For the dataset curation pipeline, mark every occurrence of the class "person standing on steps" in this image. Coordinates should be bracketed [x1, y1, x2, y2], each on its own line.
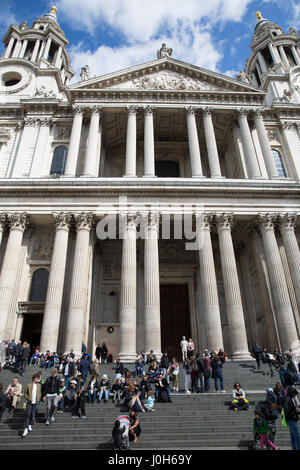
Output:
[251, 343, 263, 370]
[22, 373, 41, 437]
[211, 354, 225, 393]
[42, 368, 60, 425]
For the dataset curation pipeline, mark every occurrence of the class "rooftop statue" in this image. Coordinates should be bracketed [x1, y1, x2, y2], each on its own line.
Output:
[157, 43, 173, 59]
[255, 10, 263, 22]
[51, 5, 57, 16]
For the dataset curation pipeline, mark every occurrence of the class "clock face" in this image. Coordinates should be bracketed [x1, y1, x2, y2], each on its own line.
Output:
[0, 64, 32, 94]
[294, 74, 300, 90]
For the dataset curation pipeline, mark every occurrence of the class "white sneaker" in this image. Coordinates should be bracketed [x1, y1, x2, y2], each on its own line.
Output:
[22, 428, 28, 437]
[28, 425, 32, 432]
[185, 390, 191, 394]
[51, 416, 55, 422]
[221, 390, 226, 393]
[176, 388, 179, 392]
[45, 420, 50, 425]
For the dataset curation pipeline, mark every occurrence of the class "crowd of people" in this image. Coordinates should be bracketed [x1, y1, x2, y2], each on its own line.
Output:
[0, 338, 300, 450]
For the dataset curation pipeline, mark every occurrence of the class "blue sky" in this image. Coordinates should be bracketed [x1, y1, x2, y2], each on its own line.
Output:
[1, 0, 299, 82]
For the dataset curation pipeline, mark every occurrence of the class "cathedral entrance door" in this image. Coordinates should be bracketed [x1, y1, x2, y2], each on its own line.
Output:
[21, 313, 43, 351]
[160, 284, 191, 361]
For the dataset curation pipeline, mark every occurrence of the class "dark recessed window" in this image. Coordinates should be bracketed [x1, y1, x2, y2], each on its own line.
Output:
[50, 146, 68, 175]
[29, 268, 49, 302]
[2, 72, 22, 87]
[155, 160, 180, 177]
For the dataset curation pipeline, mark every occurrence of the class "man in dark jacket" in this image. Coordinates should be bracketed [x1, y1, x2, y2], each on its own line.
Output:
[283, 387, 300, 450]
[159, 352, 170, 382]
[62, 357, 75, 390]
[195, 354, 205, 393]
[251, 343, 263, 370]
[78, 357, 91, 385]
[42, 368, 60, 425]
[14, 341, 23, 370]
[112, 358, 124, 379]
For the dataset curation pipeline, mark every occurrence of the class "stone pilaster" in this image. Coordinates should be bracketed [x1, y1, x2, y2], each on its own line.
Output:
[125, 106, 138, 177]
[278, 213, 300, 313]
[0, 213, 29, 340]
[257, 213, 300, 352]
[64, 212, 94, 357]
[118, 213, 138, 361]
[144, 212, 161, 357]
[82, 106, 103, 177]
[40, 212, 72, 353]
[198, 213, 223, 351]
[216, 213, 251, 359]
[186, 107, 203, 177]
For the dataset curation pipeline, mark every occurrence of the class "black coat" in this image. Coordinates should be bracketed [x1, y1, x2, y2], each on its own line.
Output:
[63, 362, 75, 377]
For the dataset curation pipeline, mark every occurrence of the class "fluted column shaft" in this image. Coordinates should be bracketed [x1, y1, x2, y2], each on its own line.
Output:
[64, 106, 84, 177]
[40, 213, 72, 353]
[198, 213, 223, 351]
[253, 110, 279, 179]
[278, 213, 300, 313]
[125, 106, 138, 177]
[202, 109, 222, 178]
[83, 107, 102, 177]
[144, 107, 155, 177]
[64, 213, 94, 357]
[216, 213, 251, 359]
[237, 110, 262, 179]
[258, 214, 299, 352]
[118, 215, 137, 361]
[0, 213, 28, 340]
[144, 213, 161, 357]
[186, 107, 203, 177]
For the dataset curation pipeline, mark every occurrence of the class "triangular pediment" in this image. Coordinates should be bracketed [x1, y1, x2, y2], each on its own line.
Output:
[71, 57, 264, 95]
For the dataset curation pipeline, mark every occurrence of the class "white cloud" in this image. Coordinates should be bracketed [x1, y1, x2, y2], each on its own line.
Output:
[56, 0, 255, 81]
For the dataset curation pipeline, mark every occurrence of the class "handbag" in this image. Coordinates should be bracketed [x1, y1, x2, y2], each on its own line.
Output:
[281, 408, 287, 427]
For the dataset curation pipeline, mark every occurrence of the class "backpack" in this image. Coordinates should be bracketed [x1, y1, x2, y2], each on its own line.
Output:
[191, 360, 198, 372]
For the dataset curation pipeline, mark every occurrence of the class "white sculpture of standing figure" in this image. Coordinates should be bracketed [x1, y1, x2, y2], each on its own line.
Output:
[180, 336, 188, 362]
[157, 43, 173, 59]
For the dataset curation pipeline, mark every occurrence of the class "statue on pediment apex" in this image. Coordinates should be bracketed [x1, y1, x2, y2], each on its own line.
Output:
[157, 43, 173, 59]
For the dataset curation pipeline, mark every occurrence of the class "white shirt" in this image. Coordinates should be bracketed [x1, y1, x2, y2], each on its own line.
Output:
[32, 383, 37, 404]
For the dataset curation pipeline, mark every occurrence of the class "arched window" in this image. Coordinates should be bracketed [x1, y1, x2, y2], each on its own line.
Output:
[50, 145, 67, 175]
[155, 160, 180, 177]
[29, 268, 49, 302]
[272, 149, 286, 177]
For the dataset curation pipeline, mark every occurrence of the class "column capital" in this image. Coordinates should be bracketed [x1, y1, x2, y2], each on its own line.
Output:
[277, 212, 297, 230]
[185, 106, 198, 115]
[52, 212, 73, 231]
[236, 107, 252, 118]
[215, 212, 234, 231]
[201, 106, 214, 116]
[72, 104, 86, 115]
[89, 105, 103, 117]
[143, 105, 156, 115]
[127, 105, 139, 115]
[196, 212, 214, 230]
[148, 211, 161, 229]
[256, 213, 276, 230]
[7, 212, 30, 232]
[73, 212, 95, 231]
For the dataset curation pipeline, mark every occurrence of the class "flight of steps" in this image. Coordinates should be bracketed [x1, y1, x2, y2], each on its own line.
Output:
[0, 360, 292, 450]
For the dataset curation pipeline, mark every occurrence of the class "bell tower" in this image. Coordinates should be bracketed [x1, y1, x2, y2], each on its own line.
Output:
[0, 6, 74, 100]
[245, 11, 300, 105]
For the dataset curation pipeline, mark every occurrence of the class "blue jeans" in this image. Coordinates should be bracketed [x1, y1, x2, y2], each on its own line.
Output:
[57, 396, 64, 410]
[287, 420, 300, 450]
[98, 389, 109, 401]
[213, 373, 224, 392]
[135, 365, 143, 376]
[88, 390, 97, 402]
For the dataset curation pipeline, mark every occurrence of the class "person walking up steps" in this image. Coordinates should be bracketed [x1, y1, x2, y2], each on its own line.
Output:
[253, 411, 278, 450]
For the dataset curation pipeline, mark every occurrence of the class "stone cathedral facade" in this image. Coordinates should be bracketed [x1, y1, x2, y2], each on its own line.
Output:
[0, 7, 299, 361]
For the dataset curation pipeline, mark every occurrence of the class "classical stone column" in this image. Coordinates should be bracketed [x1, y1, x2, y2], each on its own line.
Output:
[237, 109, 262, 179]
[43, 37, 52, 60]
[4, 37, 15, 59]
[198, 213, 223, 351]
[202, 108, 223, 178]
[39, 213, 72, 353]
[144, 106, 156, 177]
[125, 106, 138, 177]
[31, 39, 41, 63]
[0, 213, 29, 340]
[278, 213, 300, 313]
[216, 213, 251, 359]
[64, 213, 94, 357]
[253, 109, 279, 179]
[82, 106, 103, 177]
[118, 214, 137, 361]
[257, 213, 300, 352]
[64, 105, 84, 177]
[144, 212, 161, 357]
[186, 107, 203, 177]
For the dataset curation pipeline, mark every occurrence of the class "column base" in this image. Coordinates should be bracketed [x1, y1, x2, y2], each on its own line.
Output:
[118, 352, 138, 363]
[142, 175, 157, 178]
[229, 351, 254, 361]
